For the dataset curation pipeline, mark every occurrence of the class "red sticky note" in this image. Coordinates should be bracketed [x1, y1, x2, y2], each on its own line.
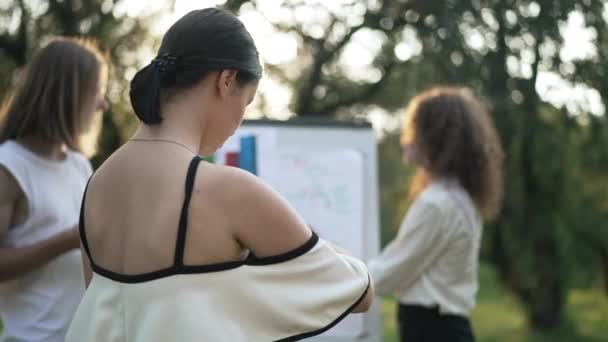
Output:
[226, 151, 239, 167]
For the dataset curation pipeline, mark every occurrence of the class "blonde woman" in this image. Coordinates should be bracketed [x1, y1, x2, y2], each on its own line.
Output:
[369, 87, 503, 342]
[0, 37, 107, 342]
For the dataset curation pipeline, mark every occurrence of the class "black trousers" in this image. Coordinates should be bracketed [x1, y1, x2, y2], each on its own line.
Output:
[398, 304, 475, 342]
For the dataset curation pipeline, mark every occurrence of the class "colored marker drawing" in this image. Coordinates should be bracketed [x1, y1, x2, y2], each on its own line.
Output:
[277, 153, 358, 214]
[264, 149, 365, 260]
[263, 148, 367, 338]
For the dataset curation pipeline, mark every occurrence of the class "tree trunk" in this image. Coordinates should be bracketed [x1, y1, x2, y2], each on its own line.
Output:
[528, 229, 563, 329]
[516, 19, 564, 330]
[600, 246, 608, 296]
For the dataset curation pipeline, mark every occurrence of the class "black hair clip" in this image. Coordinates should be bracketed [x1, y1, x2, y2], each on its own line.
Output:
[152, 53, 178, 73]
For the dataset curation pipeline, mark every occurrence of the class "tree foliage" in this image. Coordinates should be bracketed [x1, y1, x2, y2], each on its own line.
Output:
[1, 0, 607, 332]
[225, 0, 608, 330]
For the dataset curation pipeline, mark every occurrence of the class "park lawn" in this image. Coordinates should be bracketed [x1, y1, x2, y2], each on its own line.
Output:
[381, 262, 608, 342]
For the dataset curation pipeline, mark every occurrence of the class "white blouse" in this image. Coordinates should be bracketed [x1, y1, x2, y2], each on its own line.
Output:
[66, 234, 370, 342]
[368, 179, 482, 316]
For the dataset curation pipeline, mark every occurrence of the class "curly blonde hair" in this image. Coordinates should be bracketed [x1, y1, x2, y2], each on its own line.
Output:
[403, 87, 504, 219]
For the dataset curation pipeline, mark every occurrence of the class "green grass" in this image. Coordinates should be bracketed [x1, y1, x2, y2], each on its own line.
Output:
[381, 262, 608, 341]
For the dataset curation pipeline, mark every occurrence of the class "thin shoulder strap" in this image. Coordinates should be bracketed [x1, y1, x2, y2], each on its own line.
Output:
[174, 156, 203, 266]
[79, 176, 94, 264]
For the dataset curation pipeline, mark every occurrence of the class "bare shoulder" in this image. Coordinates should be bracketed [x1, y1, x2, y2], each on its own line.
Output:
[194, 161, 252, 196]
[197, 162, 278, 202]
[195, 162, 285, 216]
[196, 162, 292, 215]
[196, 162, 312, 257]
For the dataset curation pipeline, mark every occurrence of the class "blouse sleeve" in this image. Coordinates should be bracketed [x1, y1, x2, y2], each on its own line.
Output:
[237, 233, 371, 341]
[368, 198, 452, 296]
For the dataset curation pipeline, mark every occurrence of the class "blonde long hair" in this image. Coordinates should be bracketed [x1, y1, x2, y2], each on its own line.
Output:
[0, 37, 108, 155]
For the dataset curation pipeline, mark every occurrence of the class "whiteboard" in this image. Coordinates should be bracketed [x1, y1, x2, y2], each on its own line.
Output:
[265, 149, 366, 337]
[214, 118, 381, 342]
[264, 149, 365, 258]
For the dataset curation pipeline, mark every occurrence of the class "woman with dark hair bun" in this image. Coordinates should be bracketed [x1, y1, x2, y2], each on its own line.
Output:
[67, 8, 373, 342]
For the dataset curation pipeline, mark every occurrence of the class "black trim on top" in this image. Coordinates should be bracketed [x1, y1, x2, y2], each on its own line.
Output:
[174, 156, 203, 266]
[242, 117, 372, 129]
[274, 274, 372, 342]
[91, 260, 246, 284]
[246, 232, 319, 265]
[91, 231, 320, 284]
[79, 176, 93, 261]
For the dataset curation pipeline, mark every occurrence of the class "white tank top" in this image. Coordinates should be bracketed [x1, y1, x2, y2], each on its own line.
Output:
[0, 140, 92, 342]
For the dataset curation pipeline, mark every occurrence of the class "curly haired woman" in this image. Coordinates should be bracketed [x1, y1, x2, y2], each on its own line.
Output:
[369, 87, 504, 342]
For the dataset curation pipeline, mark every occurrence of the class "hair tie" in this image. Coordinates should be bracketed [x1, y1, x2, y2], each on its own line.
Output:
[152, 53, 178, 73]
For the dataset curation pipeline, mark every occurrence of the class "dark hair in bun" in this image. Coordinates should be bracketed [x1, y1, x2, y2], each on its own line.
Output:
[129, 8, 262, 124]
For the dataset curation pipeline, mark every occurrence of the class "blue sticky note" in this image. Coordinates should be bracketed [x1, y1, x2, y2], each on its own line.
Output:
[239, 135, 257, 175]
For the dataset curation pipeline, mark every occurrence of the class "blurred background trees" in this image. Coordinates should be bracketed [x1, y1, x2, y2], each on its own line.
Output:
[1, 0, 607, 339]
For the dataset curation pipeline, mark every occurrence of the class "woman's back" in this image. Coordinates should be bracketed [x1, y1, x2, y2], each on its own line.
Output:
[70, 144, 372, 342]
[82, 143, 244, 276]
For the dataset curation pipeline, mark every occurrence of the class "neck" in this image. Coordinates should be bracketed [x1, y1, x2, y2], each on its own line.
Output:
[425, 169, 456, 185]
[132, 100, 214, 156]
[17, 135, 67, 160]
